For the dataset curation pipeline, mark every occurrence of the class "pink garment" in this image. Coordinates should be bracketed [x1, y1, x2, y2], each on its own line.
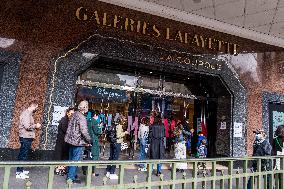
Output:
[150, 116, 154, 125]
[170, 120, 176, 138]
[133, 117, 139, 142]
[163, 119, 169, 138]
[127, 116, 133, 133]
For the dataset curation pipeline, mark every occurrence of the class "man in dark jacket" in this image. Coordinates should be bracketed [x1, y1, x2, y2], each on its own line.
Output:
[65, 100, 92, 184]
[247, 129, 272, 189]
[149, 112, 165, 176]
[53, 107, 75, 175]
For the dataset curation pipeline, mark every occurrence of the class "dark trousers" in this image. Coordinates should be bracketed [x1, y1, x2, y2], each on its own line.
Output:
[106, 143, 121, 174]
[17, 137, 33, 172]
[247, 174, 273, 189]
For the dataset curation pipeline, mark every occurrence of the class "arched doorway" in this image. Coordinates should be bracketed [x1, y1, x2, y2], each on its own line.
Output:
[42, 34, 247, 157]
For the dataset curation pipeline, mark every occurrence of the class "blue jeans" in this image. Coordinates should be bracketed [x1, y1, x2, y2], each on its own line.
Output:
[67, 146, 83, 180]
[17, 137, 33, 172]
[106, 143, 121, 174]
[152, 164, 162, 173]
[139, 142, 146, 168]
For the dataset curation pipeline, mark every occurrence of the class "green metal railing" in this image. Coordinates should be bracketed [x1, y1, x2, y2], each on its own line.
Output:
[1, 156, 284, 189]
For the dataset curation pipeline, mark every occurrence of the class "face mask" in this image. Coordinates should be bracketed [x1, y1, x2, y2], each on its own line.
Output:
[255, 134, 262, 140]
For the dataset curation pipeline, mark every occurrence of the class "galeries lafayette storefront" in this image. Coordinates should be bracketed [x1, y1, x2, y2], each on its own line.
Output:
[1, 0, 284, 160]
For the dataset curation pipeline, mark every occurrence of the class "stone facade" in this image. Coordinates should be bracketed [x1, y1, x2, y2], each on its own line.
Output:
[0, 0, 283, 158]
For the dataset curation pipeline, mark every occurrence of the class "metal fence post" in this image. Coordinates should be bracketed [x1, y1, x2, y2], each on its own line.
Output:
[236, 169, 240, 189]
[25, 180, 32, 189]
[211, 161, 216, 189]
[3, 166, 11, 189]
[86, 165, 92, 188]
[256, 159, 261, 189]
[146, 163, 152, 189]
[182, 172, 187, 189]
[159, 174, 164, 189]
[192, 162, 197, 189]
[281, 157, 284, 189]
[170, 162, 176, 189]
[228, 161, 233, 189]
[48, 165, 55, 189]
[67, 179, 73, 189]
[243, 160, 248, 189]
[220, 170, 225, 189]
[119, 164, 125, 188]
[269, 165, 274, 189]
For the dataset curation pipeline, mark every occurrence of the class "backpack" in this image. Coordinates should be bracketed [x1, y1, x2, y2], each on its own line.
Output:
[106, 125, 117, 143]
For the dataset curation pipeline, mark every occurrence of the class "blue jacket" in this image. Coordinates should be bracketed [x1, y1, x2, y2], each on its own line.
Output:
[197, 135, 207, 148]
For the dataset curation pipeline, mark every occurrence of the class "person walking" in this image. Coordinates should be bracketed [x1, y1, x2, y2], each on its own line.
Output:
[149, 112, 166, 176]
[16, 103, 41, 179]
[65, 100, 92, 184]
[53, 107, 75, 175]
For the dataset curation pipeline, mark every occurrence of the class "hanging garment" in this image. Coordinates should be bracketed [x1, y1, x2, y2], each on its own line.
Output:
[133, 117, 139, 142]
[114, 113, 120, 123]
[127, 116, 133, 133]
[161, 99, 165, 116]
[163, 119, 169, 138]
[107, 114, 112, 126]
[99, 113, 106, 125]
[170, 120, 176, 138]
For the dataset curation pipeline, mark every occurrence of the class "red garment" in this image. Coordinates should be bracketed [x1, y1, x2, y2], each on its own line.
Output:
[163, 119, 169, 138]
[201, 120, 208, 137]
[170, 120, 176, 138]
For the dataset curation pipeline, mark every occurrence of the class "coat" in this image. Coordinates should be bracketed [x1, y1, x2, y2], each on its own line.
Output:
[53, 116, 69, 160]
[19, 109, 37, 139]
[252, 139, 272, 171]
[65, 111, 92, 146]
[87, 118, 102, 160]
[149, 124, 165, 159]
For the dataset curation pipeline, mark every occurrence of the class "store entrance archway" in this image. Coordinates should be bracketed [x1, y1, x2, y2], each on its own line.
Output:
[75, 56, 232, 158]
[43, 34, 247, 157]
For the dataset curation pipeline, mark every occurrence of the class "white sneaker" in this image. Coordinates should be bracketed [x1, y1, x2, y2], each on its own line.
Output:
[109, 174, 118, 180]
[105, 172, 110, 178]
[23, 170, 29, 175]
[140, 167, 147, 172]
[16, 172, 29, 179]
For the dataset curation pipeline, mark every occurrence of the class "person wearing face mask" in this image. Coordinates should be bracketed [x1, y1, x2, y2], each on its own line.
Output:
[247, 129, 272, 189]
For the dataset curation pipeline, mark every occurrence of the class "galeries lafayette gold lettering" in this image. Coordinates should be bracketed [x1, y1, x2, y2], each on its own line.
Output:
[75, 7, 240, 55]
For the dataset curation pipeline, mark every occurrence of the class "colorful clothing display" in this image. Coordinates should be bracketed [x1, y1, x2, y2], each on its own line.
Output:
[127, 116, 133, 133]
